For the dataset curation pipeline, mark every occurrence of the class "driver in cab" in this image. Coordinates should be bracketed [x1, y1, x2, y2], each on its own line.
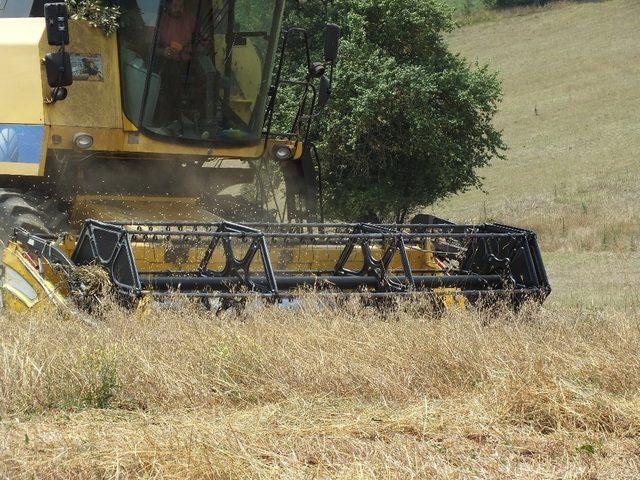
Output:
[156, 0, 197, 126]
[159, 0, 196, 62]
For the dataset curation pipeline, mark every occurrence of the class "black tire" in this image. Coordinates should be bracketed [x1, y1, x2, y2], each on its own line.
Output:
[0, 189, 69, 248]
[0, 128, 19, 163]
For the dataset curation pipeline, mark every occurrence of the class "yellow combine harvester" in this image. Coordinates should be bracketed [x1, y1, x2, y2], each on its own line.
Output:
[0, 1, 550, 311]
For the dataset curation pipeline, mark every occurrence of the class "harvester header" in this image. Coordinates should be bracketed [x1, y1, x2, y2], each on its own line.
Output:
[3, 217, 550, 311]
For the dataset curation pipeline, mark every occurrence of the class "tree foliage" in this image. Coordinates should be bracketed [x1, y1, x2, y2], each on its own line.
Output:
[65, 0, 121, 35]
[281, 0, 505, 222]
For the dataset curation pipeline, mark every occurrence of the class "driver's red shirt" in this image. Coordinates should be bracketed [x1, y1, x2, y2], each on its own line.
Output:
[159, 12, 196, 57]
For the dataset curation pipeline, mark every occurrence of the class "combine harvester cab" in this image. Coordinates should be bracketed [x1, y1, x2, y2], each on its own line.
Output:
[2, 217, 550, 311]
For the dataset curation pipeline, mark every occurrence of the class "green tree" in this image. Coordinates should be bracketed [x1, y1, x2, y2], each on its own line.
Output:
[281, 0, 505, 222]
[65, 0, 121, 35]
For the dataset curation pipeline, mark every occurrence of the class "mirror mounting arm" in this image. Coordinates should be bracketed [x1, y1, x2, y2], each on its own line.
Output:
[43, 2, 73, 104]
[263, 23, 340, 149]
[263, 27, 313, 147]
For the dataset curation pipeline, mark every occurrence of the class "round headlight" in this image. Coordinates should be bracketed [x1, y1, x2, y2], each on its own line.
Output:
[73, 133, 94, 150]
[274, 145, 292, 161]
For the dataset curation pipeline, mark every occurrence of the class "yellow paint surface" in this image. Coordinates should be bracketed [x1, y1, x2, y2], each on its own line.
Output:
[1, 242, 67, 311]
[0, 18, 46, 124]
[47, 125, 269, 158]
[70, 195, 221, 226]
[43, 21, 123, 129]
[0, 162, 40, 176]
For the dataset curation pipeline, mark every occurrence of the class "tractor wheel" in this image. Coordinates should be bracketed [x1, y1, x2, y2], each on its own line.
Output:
[0, 189, 69, 249]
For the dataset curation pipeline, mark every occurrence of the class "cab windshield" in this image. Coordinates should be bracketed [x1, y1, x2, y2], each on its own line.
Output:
[118, 0, 284, 145]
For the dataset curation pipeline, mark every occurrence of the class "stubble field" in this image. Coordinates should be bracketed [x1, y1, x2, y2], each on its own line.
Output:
[2, 300, 640, 478]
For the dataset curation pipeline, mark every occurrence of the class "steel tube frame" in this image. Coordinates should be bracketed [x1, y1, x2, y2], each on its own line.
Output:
[17, 219, 549, 306]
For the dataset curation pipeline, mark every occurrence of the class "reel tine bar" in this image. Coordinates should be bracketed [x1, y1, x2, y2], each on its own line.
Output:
[64, 219, 550, 305]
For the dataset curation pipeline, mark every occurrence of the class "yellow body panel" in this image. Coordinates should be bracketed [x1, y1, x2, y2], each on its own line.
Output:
[1, 242, 67, 311]
[47, 125, 268, 158]
[0, 163, 41, 176]
[0, 18, 46, 124]
[69, 195, 221, 227]
[127, 243, 441, 278]
[48, 233, 443, 276]
[42, 22, 123, 130]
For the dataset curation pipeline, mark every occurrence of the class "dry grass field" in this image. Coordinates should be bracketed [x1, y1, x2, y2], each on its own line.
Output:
[2, 300, 640, 479]
[439, 0, 640, 310]
[2, 1, 640, 478]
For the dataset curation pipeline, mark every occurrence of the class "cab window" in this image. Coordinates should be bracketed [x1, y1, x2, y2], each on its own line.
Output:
[119, 0, 285, 146]
[0, 0, 45, 18]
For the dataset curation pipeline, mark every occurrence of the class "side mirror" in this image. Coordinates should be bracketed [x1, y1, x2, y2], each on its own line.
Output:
[324, 24, 340, 63]
[309, 62, 326, 79]
[44, 52, 73, 88]
[317, 75, 331, 109]
[44, 3, 70, 46]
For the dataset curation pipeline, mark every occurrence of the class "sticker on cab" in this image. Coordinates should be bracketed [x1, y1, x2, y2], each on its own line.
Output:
[70, 53, 104, 82]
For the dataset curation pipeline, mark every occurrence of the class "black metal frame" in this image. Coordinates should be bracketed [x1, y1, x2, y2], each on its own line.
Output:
[262, 25, 337, 154]
[48, 219, 550, 306]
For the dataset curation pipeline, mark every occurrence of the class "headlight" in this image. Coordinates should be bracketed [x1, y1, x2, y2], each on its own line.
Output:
[273, 145, 292, 161]
[73, 133, 94, 150]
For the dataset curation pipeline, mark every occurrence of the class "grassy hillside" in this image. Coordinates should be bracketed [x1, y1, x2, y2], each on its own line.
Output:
[438, 0, 640, 309]
[443, 0, 488, 14]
